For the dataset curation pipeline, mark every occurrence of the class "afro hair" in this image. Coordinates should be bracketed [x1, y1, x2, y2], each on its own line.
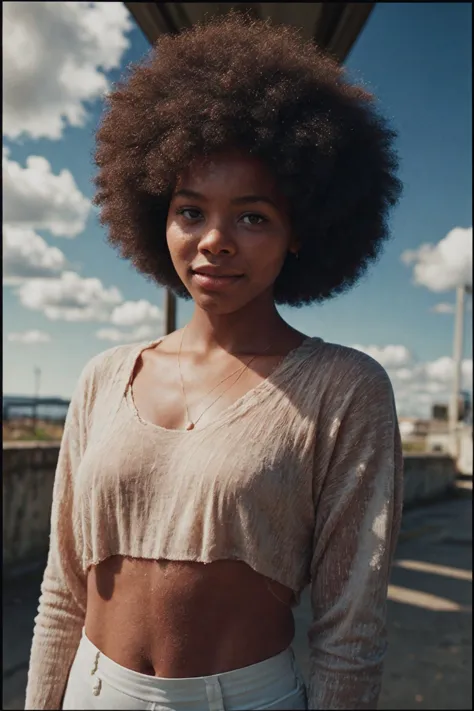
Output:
[93, 12, 403, 306]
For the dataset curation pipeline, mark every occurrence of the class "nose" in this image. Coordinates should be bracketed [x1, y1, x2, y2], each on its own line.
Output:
[198, 225, 236, 257]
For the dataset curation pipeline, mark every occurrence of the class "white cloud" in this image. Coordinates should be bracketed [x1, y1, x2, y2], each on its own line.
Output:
[432, 302, 455, 314]
[424, 357, 454, 384]
[3, 1, 133, 141]
[96, 325, 158, 343]
[394, 367, 414, 382]
[432, 301, 471, 314]
[351, 344, 413, 369]
[8, 329, 51, 344]
[393, 356, 472, 418]
[110, 299, 163, 327]
[423, 356, 473, 387]
[401, 226, 472, 293]
[17, 270, 122, 321]
[3, 152, 90, 237]
[351, 342, 472, 418]
[3, 226, 68, 284]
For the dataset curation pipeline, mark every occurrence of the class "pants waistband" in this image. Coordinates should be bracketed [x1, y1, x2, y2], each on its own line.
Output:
[78, 628, 302, 705]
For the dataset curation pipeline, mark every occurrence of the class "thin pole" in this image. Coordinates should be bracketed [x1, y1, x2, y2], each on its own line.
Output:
[33, 366, 41, 434]
[449, 285, 465, 459]
[164, 287, 177, 335]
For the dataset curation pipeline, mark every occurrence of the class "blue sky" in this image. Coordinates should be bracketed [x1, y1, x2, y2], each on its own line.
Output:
[3, 2, 472, 418]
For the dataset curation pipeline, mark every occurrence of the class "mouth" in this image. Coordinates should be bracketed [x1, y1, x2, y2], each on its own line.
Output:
[191, 270, 244, 291]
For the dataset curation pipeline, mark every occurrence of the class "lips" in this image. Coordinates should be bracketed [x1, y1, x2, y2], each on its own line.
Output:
[191, 271, 244, 291]
[192, 267, 244, 278]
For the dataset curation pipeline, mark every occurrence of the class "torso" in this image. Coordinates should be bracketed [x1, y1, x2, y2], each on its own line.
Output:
[85, 326, 308, 677]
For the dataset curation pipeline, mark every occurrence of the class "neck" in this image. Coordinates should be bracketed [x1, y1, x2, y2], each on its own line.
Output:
[183, 294, 290, 356]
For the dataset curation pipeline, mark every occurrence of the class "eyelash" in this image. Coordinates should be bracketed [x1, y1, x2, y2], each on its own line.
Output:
[175, 208, 268, 226]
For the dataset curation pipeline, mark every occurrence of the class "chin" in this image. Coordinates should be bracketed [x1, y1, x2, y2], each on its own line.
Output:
[194, 295, 243, 315]
[188, 286, 254, 314]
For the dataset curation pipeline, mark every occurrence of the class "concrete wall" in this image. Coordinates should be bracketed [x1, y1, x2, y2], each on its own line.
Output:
[426, 432, 451, 453]
[2, 444, 458, 576]
[403, 453, 456, 507]
[3, 442, 59, 572]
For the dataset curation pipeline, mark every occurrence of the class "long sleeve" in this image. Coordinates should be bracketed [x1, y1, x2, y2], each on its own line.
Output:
[307, 361, 404, 709]
[25, 363, 94, 710]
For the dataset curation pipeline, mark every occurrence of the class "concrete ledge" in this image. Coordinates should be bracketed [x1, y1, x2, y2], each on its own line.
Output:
[3, 441, 62, 449]
[403, 453, 456, 507]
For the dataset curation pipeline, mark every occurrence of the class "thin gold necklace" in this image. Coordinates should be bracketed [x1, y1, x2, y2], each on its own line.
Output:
[177, 324, 273, 431]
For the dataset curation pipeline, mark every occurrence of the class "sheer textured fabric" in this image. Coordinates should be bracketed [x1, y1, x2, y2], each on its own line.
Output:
[25, 336, 403, 710]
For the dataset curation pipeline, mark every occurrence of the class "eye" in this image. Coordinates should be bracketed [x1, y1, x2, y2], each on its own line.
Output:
[241, 213, 267, 226]
[176, 207, 202, 221]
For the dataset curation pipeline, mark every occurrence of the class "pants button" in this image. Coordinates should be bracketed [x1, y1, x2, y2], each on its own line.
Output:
[92, 678, 102, 696]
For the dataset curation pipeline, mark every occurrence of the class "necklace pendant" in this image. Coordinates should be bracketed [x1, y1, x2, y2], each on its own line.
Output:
[186, 421, 195, 431]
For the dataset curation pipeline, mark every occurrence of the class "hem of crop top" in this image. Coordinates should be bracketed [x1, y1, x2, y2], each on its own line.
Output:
[84, 551, 304, 608]
[123, 334, 322, 434]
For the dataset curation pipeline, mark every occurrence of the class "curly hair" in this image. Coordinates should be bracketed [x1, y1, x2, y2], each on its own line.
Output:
[93, 12, 402, 306]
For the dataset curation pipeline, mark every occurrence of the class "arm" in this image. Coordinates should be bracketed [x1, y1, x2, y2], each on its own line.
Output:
[307, 363, 404, 710]
[25, 363, 94, 710]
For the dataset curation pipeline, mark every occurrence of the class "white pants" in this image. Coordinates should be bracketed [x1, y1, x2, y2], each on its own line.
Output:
[62, 629, 308, 710]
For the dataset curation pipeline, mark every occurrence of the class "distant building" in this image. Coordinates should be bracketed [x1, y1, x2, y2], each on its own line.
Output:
[432, 403, 448, 421]
[459, 390, 472, 424]
[399, 417, 430, 439]
[432, 391, 471, 424]
[426, 392, 472, 454]
[398, 394, 472, 470]
[399, 413, 452, 452]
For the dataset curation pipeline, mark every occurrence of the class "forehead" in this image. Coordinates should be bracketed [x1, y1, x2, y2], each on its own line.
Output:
[176, 150, 280, 197]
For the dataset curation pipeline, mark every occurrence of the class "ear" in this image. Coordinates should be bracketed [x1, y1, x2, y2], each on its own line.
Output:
[288, 239, 301, 255]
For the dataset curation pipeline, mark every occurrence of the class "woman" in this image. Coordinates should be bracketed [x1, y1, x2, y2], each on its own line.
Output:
[26, 13, 404, 711]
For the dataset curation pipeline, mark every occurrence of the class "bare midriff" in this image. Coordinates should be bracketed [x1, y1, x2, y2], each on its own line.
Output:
[85, 556, 296, 678]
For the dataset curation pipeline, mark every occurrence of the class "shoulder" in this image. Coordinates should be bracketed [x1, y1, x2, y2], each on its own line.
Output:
[74, 339, 161, 403]
[82, 341, 145, 380]
[306, 338, 395, 405]
[305, 342, 399, 452]
[320, 340, 391, 384]
[87, 341, 147, 375]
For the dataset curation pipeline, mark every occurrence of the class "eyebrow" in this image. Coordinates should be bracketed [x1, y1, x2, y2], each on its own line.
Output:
[173, 189, 278, 210]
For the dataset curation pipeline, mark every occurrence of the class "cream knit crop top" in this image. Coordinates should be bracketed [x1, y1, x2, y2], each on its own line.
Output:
[25, 336, 403, 710]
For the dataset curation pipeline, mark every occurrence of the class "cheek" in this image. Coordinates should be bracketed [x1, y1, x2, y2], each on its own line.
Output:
[247, 238, 288, 280]
[166, 225, 193, 266]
